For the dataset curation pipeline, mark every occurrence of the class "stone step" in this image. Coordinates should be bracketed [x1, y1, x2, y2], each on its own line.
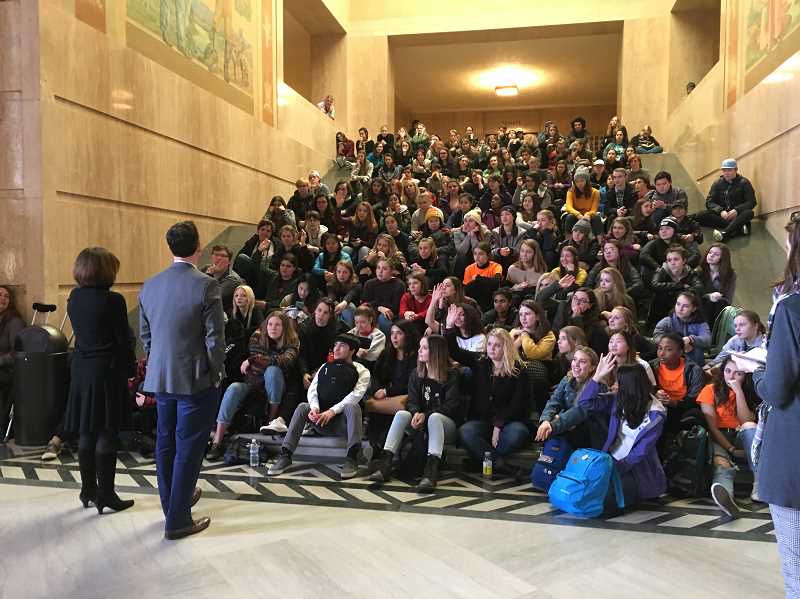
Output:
[231, 432, 542, 469]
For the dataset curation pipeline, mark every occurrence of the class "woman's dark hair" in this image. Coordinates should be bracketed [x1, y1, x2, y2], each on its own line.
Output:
[713, 357, 760, 412]
[257, 219, 272, 231]
[571, 287, 601, 326]
[376, 320, 420, 384]
[279, 252, 298, 270]
[270, 195, 287, 208]
[459, 303, 483, 338]
[699, 243, 736, 294]
[293, 274, 321, 310]
[314, 194, 336, 227]
[519, 299, 551, 341]
[600, 239, 631, 273]
[0, 285, 21, 322]
[320, 233, 343, 270]
[610, 329, 638, 364]
[166, 220, 199, 257]
[615, 364, 653, 429]
[675, 291, 705, 323]
[73, 247, 120, 288]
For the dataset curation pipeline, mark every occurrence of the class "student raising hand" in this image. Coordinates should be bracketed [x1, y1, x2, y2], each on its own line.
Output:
[592, 353, 617, 383]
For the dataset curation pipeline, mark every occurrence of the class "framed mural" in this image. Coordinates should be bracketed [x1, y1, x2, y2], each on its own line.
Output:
[725, 0, 800, 107]
[126, 0, 257, 114]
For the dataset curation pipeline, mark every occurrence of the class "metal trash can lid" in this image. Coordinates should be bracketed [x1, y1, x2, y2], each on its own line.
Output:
[15, 325, 69, 354]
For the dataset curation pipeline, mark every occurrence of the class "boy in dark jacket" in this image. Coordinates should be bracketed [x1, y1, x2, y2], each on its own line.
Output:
[694, 158, 757, 242]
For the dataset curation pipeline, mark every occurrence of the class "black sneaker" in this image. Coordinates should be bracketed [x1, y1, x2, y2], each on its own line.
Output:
[711, 483, 740, 518]
[206, 443, 224, 462]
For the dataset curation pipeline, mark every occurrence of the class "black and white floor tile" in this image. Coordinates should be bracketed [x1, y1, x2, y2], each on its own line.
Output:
[0, 447, 774, 544]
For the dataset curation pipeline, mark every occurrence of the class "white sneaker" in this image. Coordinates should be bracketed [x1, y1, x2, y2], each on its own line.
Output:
[750, 481, 762, 503]
[259, 417, 287, 434]
[741, 223, 750, 236]
[712, 229, 724, 242]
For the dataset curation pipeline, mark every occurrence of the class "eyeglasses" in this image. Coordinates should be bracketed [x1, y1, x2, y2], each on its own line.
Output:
[573, 298, 590, 305]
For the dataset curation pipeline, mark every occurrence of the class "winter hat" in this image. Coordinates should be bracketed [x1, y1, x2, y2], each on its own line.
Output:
[572, 219, 592, 234]
[659, 217, 679, 233]
[573, 168, 591, 183]
[463, 209, 483, 226]
[500, 205, 516, 217]
[670, 197, 688, 211]
[425, 207, 444, 222]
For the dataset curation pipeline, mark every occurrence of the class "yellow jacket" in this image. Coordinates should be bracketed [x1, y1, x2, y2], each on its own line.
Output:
[515, 329, 556, 361]
[565, 187, 600, 217]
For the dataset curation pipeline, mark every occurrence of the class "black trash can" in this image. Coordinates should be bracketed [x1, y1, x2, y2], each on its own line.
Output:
[12, 325, 70, 446]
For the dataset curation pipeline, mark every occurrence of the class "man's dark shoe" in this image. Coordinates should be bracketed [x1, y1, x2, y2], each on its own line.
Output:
[165, 517, 211, 540]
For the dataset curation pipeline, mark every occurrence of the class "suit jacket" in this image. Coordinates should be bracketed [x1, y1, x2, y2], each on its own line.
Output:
[139, 261, 226, 395]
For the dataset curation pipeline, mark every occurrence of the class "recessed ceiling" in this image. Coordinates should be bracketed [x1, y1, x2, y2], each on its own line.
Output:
[391, 23, 622, 113]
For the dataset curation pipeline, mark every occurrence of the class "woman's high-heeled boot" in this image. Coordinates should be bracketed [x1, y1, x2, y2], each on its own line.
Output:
[78, 449, 97, 508]
[95, 452, 134, 514]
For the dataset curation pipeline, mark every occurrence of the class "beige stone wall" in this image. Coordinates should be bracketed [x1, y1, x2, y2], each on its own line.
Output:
[0, 0, 44, 313]
[283, 9, 313, 102]
[6, 1, 339, 324]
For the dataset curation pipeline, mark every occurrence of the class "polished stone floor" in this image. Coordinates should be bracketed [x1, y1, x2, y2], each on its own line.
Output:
[0, 446, 787, 598]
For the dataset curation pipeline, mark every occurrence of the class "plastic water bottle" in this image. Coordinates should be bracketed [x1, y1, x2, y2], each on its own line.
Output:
[249, 438, 260, 468]
[482, 451, 493, 478]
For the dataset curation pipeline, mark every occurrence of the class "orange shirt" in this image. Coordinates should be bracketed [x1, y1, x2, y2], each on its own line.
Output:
[696, 384, 740, 429]
[463, 261, 502, 286]
[658, 359, 687, 404]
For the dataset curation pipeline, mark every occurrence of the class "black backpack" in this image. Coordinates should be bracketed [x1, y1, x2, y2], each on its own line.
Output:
[662, 415, 711, 497]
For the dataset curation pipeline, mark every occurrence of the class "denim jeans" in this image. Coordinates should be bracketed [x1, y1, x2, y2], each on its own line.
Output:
[340, 304, 356, 328]
[711, 424, 757, 495]
[383, 410, 456, 458]
[216, 382, 252, 425]
[457, 420, 530, 462]
[263, 365, 285, 406]
[377, 313, 394, 338]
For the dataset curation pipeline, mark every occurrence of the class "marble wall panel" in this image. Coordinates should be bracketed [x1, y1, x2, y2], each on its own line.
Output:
[618, 17, 670, 136]
[0, 0, 22, 91]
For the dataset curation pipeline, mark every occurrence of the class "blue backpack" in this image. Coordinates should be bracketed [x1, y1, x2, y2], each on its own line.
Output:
[531, 436, 573, 492]
[547, 449, 625, 518]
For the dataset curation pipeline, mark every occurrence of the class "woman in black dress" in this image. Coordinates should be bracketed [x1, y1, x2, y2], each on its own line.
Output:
[65, 248, 136, 513]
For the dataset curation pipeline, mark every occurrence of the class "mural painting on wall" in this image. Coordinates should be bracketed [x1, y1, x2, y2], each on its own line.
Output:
[126, 0, 256, 112]
[743, 0, 800, 90]
[261, 0, 274, 126]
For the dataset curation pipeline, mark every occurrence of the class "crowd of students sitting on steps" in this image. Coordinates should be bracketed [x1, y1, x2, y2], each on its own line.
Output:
[29, 116, 766, 518]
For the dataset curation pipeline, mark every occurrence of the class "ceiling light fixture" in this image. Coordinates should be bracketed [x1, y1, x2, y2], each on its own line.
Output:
[495, 85, 519, 97]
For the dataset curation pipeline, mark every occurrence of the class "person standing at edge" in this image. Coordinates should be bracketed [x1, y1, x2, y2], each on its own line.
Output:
[139, 221, 226, 540]
[735, 214, 800, 597]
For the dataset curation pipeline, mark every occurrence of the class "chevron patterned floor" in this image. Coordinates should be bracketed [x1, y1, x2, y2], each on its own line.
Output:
[0, 447, 775, 543]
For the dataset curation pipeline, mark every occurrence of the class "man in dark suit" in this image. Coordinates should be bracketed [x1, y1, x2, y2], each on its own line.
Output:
[139, 221, 225, 540]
